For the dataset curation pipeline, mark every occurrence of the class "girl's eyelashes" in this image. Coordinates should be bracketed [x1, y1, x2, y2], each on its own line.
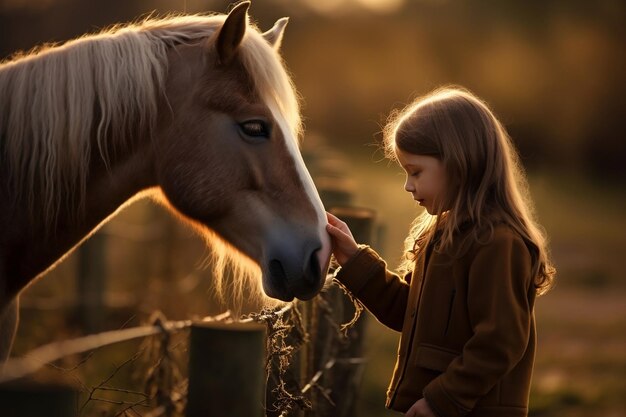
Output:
[402, 164, 421, 177]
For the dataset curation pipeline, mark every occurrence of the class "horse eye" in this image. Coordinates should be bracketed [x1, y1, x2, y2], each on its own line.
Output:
[239, 120, 270, 139]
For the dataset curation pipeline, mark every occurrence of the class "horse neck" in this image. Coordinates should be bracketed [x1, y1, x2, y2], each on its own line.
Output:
[49, 137, 157, 257]
[5, 137, 157, 297]
[82, 139, 157, 231]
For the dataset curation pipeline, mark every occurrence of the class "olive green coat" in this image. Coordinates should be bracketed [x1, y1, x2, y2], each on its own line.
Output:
[335, 224, 536, 417]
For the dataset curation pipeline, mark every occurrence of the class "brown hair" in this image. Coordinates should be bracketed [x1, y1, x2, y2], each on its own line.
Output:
[383, 86, 555, 295]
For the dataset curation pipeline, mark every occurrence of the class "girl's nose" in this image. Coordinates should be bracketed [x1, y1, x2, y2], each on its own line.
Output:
[404, 178, 415, 192]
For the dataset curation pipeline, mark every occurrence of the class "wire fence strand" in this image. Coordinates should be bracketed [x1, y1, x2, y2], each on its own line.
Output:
[1, 309, 241, 383]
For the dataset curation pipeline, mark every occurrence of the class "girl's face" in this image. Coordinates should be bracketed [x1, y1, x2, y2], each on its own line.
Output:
[396, 148, 449, 215]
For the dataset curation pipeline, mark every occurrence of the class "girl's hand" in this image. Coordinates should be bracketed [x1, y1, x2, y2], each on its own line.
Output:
[405, 398, 436, 417]
[325, 212, 359, 266]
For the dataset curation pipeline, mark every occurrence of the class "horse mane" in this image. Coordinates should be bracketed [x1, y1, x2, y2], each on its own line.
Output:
[0, 13, 301, 225]
[0, 14, 301, 311]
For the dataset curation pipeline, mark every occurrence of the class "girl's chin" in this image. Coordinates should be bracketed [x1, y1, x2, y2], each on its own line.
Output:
[414, 199, 437, 215]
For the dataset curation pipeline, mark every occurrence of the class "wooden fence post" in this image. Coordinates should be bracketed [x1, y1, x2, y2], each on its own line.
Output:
[317, 177, 354, 209]
[77, 231, 107, 333]
[0, 380, 78, 417]
[186, 322, 266, 417]
[327, 206, 376, 417]
[303, 206, 376, 417]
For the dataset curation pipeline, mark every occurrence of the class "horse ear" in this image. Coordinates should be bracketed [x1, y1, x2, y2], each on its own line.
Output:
[215, 1, 250, 64]
[262, 17, 289, 50]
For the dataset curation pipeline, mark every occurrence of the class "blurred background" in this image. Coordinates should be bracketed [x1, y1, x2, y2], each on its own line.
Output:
[1, 0, 624, 416]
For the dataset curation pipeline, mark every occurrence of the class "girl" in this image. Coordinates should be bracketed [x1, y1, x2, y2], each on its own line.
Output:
[326, 86, 555, 417]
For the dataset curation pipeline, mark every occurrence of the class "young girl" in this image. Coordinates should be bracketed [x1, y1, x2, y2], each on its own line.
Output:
[326, 86, 555, 417]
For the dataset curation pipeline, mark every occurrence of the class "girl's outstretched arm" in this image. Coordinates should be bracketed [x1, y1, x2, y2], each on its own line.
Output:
[326, 212, 359, 265]
[326, 211, 410, 332]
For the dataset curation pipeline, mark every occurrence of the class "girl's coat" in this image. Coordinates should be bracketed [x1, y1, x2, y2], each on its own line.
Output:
[336, 223, 535, 417]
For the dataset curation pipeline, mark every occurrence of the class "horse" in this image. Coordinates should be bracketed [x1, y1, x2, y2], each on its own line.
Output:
[0, 1, 331, 362]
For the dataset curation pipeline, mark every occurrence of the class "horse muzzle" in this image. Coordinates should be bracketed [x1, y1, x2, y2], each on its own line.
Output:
[263, 242, 326, 302]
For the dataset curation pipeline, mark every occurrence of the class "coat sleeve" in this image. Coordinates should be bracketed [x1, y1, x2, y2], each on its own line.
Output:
[334, 246, 409, 332]
[423, 231, 534, 417]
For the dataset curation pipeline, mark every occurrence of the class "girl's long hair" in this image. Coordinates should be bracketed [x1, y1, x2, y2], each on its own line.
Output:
[383, 86, 555, 295]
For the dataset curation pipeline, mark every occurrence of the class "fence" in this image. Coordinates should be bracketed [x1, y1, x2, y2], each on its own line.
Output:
[0, 205, 376, 417]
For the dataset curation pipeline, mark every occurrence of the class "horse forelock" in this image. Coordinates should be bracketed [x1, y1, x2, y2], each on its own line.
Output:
[239, 29, 328, 227]
[238, 30, 302, 142]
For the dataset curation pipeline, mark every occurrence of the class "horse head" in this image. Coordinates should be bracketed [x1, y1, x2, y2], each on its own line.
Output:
[154, 2, 331, 302]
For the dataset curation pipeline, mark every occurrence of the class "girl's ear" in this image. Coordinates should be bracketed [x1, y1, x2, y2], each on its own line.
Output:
[215, 1, 250, 65]
[262, 17, 289, 49]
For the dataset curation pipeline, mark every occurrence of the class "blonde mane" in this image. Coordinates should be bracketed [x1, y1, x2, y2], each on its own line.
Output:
[0, 13, 302, 310]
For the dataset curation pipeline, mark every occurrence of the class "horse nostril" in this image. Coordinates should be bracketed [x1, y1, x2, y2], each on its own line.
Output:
[269, 259, 286, 282]
[306, 250, 321, 285]
[268, 249, 322, 299]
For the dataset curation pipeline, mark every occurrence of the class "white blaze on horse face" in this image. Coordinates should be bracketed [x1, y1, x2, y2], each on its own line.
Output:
[272, 114, 332, 278]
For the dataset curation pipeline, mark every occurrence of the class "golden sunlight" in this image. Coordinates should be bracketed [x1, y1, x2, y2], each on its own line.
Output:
[302, 0, 406, 14]
[302, 0, 344, 14]
[355, 0, 405, 13]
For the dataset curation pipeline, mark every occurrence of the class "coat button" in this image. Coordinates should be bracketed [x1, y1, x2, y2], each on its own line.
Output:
[410, 309, 416, 318]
